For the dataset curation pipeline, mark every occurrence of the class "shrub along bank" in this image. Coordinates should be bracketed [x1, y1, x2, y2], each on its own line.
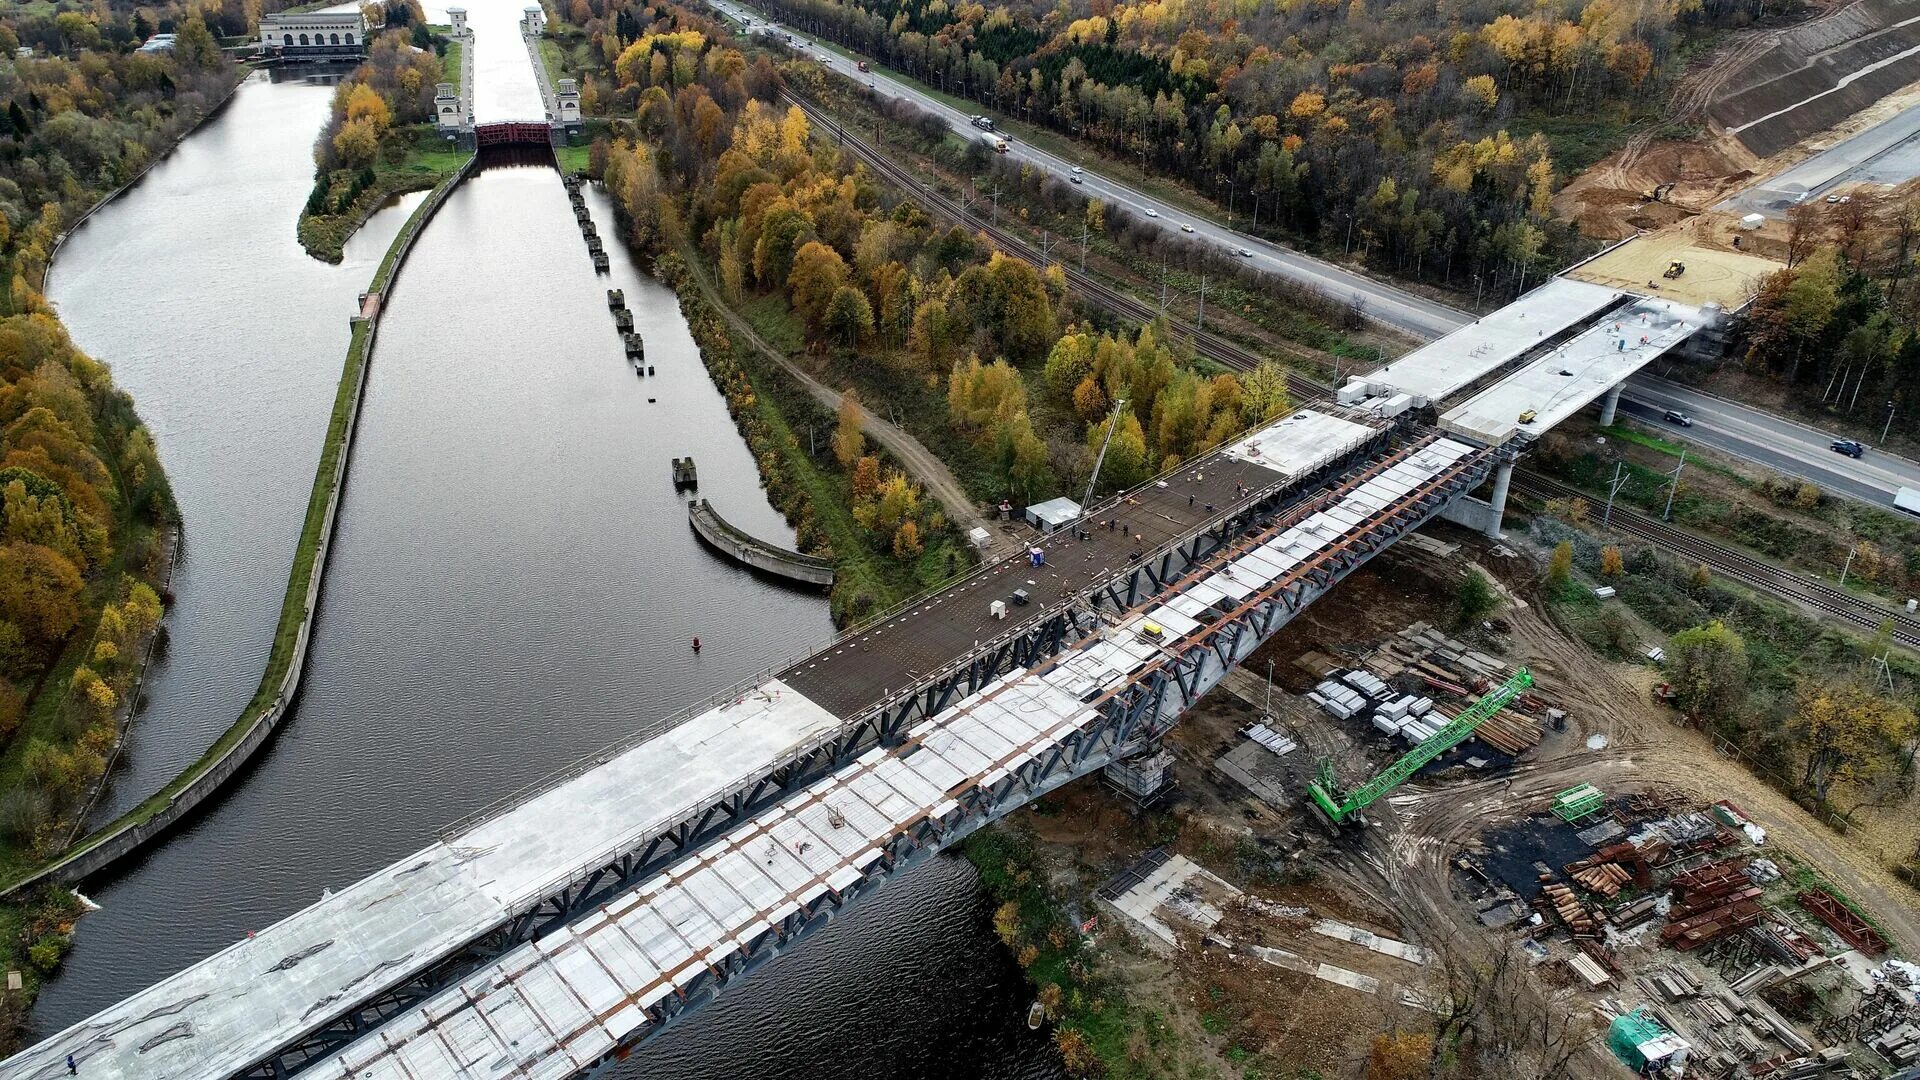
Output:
[299, 11, 465, 262]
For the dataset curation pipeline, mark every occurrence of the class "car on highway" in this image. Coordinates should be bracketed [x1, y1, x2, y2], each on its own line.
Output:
[1181, 223, 1195, 233]
[1662, 409, 1693, 427]
[1831, 438, 1865, 458]
[1069, 175, 1082, 184]
[1145, 208, 1159, 218]
[1826, 194, 1841, 204]
[1071, 166, 1084, 174]
[1235, 247, 1252, 257]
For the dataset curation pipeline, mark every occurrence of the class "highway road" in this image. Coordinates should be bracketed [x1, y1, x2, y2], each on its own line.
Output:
[706, 0, 1920, 510]
[1620, 374, 1920, 506]
[705, 0, 1470, 340]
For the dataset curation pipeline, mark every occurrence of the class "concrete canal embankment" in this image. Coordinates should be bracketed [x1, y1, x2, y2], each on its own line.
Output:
[1, 156, 478, 897]
[689, 498, 836, 588]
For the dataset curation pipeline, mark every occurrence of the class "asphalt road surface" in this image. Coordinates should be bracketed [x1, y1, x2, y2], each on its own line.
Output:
[706, 0, 1469, 340]
[1622, 374, 1920, 507]
[706, 1, 1920, 510]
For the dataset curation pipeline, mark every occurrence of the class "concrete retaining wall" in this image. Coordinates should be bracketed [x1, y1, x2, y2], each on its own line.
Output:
[688, 499, 835, 588]
[2, 155, 479, 897]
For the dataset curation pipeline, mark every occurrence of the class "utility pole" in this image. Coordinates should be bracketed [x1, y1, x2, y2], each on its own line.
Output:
[1079, 222, 1089, 273]
[1883, 399, 1898, 444]
[1196, 274, 1207, 334]
[1662, 448, 1686, 521]
[1602, 461, 1627, 527]
[989, 185, 1002, 225]
[1038, 231, 1053, 268]
[1841, 542, 1861, 587]
[1159, 254, 1168, 313]
[1079, 398, 1129, 526]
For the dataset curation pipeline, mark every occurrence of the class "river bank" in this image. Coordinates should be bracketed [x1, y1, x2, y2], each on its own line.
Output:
[0, 152, 477, 1062]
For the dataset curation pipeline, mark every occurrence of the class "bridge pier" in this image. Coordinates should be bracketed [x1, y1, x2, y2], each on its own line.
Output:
[1598, 381, 1623, 427]
[1484, 459, 1512, 538]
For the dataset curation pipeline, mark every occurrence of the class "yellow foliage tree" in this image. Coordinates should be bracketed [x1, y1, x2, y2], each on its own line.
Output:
[832, 393, 865, 469]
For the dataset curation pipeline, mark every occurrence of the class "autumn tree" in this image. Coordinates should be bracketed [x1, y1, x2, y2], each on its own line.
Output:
[1790, 680, 1917, 808]
[1599, 545, 1623, 576]
[1239, 359, 1292, 425]
[1664, 621, 1748, 722]
[832, 393, 864, 468]
[824, 286, 874, 347]
[787, 241, 849, 327]
[1548, 540, 1573, 587]
[1367, 1030, 1434, 1080]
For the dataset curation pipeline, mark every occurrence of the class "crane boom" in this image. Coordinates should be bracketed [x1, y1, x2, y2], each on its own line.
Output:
[1308, 668, 1534, 823]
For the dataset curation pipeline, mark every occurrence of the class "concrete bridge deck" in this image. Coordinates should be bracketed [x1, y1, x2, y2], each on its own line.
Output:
[3, 407, 1491, 1080]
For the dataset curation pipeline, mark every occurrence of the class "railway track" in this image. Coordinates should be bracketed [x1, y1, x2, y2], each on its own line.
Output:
[1513, 472, 1920, 650]
[788, 94, 1320, 377]
[791, 93, 1920, 651]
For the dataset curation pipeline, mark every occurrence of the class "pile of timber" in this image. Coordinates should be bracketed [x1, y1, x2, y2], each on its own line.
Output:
[1360, 623, 1546, 754]
[1569, 862, 1634, 898]
[1566, 842, 1653, 899]
[1471, 708, 1542, 754]
[1611, 894, 1661, 928]
[1541, 883, 1600, 935]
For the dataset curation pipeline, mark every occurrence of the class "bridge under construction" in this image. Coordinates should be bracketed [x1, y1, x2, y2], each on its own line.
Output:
[4, 402, 1518, 1080]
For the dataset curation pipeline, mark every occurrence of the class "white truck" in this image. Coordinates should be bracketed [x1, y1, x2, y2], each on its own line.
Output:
[1894, 486, 1920, 518]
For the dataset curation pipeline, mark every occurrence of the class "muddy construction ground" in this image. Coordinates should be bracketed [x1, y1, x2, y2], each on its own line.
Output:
[998, 525, 1920, 1079]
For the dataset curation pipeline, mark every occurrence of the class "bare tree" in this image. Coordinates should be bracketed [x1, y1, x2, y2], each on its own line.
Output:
[1785, 201, 1824, 268]
[1428, 939, 1604, 1079]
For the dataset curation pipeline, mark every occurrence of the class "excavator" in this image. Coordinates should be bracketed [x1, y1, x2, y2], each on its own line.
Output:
[1644, 182, 1676, 203]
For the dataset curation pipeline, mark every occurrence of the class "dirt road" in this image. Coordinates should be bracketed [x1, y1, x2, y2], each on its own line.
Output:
[697, 283, 1007, 557]
[1370, 590, 1920, 958]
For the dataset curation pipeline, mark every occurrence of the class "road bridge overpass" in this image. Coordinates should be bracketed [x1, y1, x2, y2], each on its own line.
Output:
[4, 409, 1497, 1080]
[1339, 279, 1722, 537]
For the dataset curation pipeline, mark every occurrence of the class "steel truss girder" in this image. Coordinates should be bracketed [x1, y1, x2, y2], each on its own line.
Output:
[250, 431, 1416, 1080]
[565, 452, 1491, 1078]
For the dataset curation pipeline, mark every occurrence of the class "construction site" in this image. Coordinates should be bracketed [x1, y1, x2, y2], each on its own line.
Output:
[994, 520, 1920, 1080]
[1553, 0, 1920, 317]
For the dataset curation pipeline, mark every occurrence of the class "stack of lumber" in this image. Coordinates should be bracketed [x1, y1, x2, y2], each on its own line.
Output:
[1565, 842, 1652, 898]
[1541, 883, 1600, 935]
[1570, 862, 1634, 897]
[1611, 894, 1661, 928]
[1471, 708, 1542, 754]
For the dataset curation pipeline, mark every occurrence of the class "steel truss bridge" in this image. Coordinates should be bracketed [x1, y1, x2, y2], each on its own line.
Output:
[7, 413, 1492, 1080]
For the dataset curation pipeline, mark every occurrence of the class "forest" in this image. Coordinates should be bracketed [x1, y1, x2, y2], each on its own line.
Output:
[0, 2, 220, 1041]
[1741, 199, 1920, 446]
[569, 0, 1293, 616]
[602, 0, 1764, 302]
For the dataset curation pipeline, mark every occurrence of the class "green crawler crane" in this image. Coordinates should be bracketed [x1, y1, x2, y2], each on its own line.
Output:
[1308, 668, 1534, 824]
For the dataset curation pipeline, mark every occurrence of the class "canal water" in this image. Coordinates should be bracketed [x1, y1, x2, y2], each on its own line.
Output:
[33, 16, 1066, 1075]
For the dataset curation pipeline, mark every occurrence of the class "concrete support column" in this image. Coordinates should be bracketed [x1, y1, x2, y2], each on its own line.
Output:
[1485, 460, 1513, 539]
[1598, 382, 1623, 427]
